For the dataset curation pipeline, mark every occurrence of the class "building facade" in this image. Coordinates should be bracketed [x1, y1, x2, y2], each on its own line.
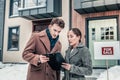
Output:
[2, 0, 69, 63]
[73, 0, 120, 67]
[1, 0, 120, 68]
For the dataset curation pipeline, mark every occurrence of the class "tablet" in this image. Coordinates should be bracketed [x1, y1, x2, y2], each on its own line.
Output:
[45, 52, 65, 70]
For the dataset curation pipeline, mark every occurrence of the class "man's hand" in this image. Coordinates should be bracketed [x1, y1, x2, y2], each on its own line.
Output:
[39, 55, 49, 63]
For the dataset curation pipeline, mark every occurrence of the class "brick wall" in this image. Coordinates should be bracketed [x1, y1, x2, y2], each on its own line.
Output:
[72, 10, 120, 44]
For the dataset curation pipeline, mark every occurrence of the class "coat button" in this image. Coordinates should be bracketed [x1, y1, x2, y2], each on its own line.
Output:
[52, 74, 55, 78]
[46, 73, 48, 76]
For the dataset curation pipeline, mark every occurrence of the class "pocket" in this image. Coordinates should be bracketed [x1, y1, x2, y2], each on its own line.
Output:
[30, 64, 42, 72]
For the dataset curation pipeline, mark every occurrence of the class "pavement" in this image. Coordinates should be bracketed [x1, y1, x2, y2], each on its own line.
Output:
[0, 62, 106, 80]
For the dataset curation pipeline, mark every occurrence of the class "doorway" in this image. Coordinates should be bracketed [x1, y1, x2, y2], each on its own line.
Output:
[32, 19, 52, 32]
[88, 17, 118, 67]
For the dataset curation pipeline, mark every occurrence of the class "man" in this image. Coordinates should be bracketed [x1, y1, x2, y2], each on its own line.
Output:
[22, 18, 65, 80]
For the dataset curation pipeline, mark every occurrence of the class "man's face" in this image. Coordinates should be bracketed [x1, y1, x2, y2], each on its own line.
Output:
[49, 24, 62, 39]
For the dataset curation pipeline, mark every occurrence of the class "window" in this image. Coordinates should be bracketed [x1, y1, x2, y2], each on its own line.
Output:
[101, 26, 114, 40]
[91, 28, 96, 40]
[81, 0, 98, 2]
[8, 27, 19, 51]
[10, 0, 21, 16]
[23, 0, 46, 9]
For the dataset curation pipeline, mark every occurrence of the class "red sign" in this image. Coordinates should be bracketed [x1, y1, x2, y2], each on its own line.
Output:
[102, 47, 114, 55]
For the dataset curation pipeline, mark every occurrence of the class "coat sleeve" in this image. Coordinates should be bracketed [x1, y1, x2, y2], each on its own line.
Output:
[22, 33, 40, 66]
[56, 42, 62, 80]
[69, 47, 92, 76]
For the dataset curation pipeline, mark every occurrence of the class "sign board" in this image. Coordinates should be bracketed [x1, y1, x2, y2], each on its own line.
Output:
[94, 41, 120, 60]
[102, 47, 114, 55]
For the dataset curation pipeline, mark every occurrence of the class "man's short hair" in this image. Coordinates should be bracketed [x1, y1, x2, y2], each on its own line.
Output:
[50, 18, 65, 28]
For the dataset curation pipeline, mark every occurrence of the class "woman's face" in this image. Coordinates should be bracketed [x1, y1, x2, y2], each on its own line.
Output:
[67, 30, 80, 48]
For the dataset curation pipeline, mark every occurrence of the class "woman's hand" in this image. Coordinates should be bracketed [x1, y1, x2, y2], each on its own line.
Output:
[61, 63, 71, 71]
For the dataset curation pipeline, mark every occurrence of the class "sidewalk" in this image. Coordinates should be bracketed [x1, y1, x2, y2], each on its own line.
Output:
[85, 69, 106, 80]
[0, 62, 106, 80]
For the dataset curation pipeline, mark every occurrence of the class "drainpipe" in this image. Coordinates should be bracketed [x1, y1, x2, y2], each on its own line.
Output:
[1, 0, 6, 62]
[69, 0, 72, 30]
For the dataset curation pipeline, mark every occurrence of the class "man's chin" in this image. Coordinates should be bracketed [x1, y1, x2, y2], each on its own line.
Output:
[53, 37, 56, 39]
[52, 36, 57, 39]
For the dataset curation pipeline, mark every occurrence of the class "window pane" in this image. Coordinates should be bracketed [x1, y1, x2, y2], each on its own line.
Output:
[100, 26, 114, 40]
[10, 0, 21, 16]
[38, 0, 46, 7]
[92, 28, 95, 40]
[24, 0, 46, 9]
[8, 27, 19, 51]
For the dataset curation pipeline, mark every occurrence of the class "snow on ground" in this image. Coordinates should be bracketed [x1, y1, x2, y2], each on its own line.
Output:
[0, 62, 120, 80]
[97, 65, 120, 80]
[0, 62, 28, 80]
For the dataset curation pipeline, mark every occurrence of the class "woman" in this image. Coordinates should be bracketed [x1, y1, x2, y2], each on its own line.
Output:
[62, 28, 92, 80]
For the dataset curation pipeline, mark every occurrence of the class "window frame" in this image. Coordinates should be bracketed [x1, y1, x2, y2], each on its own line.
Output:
[8, 26, 20, 51]
[9, 0, 21, 17]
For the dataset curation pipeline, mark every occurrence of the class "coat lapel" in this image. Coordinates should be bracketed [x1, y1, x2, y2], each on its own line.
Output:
[38, 30, 61, 53]
[39, 30, 50, 52]
[65, 48, 71, 63]
[66, 43, 84, 60]
[51, 41, 60, 53]
[69, 48, 78, 59]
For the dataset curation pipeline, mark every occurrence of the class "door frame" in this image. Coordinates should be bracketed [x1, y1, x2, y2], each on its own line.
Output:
[32, 19, 52, 32]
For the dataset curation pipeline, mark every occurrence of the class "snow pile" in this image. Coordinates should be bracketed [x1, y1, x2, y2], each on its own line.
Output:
[0, 62, 5, 68]
[1, 62, 120, 80]
[0, 62, 28, 80]
[97, 66, 120, 80]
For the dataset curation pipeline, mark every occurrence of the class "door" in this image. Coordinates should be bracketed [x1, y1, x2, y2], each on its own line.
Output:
[32, 19, 52, 32]
[88, 18, 118, 67]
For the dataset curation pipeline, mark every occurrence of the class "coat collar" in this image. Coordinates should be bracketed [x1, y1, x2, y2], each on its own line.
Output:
[66, 43, 84, 59]
[38, 30, 60, 53]
[68, 42, 84, 49]
[69, 48, 78, 58]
